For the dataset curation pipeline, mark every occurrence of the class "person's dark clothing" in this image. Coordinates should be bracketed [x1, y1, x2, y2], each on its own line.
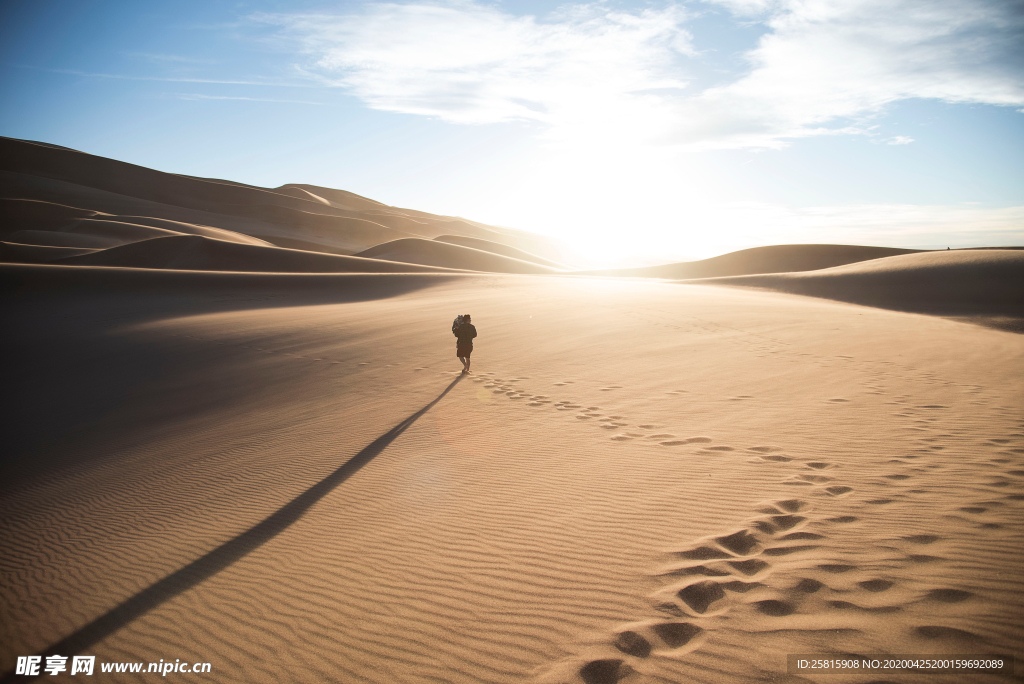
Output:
[456, 322, 477, 357]
[455, 323, 477, 344]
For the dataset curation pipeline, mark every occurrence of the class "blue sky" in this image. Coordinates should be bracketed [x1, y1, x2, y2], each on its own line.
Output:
[2, 0, 1022, 264]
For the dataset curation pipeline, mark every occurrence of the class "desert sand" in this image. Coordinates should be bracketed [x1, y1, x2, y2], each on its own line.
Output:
[2, 137, 1023, 684]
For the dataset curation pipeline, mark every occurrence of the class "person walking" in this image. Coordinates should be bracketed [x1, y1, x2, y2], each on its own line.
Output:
[453, 314, 477, 374]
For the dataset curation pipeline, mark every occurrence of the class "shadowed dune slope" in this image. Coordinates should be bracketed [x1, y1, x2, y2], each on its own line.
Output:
[580, 244, 924, 279]
[0, 137, 567, 261]
[0, 241, 98, 263]
[0, 199, 274, 252]
[0, 196, 96, 228]
[434, 234, 568, 269]
[704, 249, 1024, 322]
[55, 234, 463, 273]
[355, 237, 562, 274]
[83, 215, 273, 246]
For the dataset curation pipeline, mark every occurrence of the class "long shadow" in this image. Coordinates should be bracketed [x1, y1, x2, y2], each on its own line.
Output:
[1, 375, 463, 682]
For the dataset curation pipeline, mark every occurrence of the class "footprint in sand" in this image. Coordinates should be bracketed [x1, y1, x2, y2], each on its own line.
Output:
[763, 545, 820, 557]
[542, 434, 898, 683]
[728, 559, 770, 576]
[578, 659, 627, 684]
[676, 546, 733, 561]
[612, 631, 651, 658]
[677, 581, 727, 613]
[914, 625, 982, 642]
[652, 622, 702, 648]
[715, 530, 760, 555]
[793, 578, 825, 593]
[753, 599, 796, 616]
[907, 554, 944, 564]
[778, 531, 823, 541]
[924, 588, 972, 603]
[902, 534, 940, 544]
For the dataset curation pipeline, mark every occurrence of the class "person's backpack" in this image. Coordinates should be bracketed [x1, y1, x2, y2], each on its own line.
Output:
[452, 315, 464, 337]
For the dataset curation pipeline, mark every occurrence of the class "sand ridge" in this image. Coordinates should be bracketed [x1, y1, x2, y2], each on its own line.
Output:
[434, 234, 570, 269]
[577, 244, 925, 279]
[704, 249, 1024, 329]
[355, 237, 564, 274]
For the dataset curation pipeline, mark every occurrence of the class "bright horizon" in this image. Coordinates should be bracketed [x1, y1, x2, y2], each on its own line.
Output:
[2, 0, 1022, 266]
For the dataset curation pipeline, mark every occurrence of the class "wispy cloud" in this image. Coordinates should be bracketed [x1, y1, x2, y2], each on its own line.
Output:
[167, 93, 324, 105]
[256, 4, 694, 138]
[676, 0, 1024, 147]
[259, 0, 1024, 148]
[127, 52, 218, 65]
[22, 65, 316, 88]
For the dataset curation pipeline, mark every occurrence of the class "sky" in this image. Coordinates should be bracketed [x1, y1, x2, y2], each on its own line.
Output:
[1, 0, 1022, 265]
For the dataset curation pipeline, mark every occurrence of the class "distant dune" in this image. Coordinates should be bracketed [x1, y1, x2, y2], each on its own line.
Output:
[0, 241, 98, 263]
[355, 237, 562, 274]
[2, 139, 1020, 325]
[579, 244, 923, 279]
[434, 234, 568, 269]
[56, 234, 462, 273]
[0, 136, 568, 264]
[703, 249, 1024, 326]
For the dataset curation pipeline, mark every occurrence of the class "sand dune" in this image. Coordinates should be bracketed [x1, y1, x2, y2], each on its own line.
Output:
[705, 249, 1024, 326]
[0, 196, 97, 228]
[581, 244, 924, 279]
[276, 186, 333, 206]
[0, 199, 275, 255]
[1, 137, 360, 217]
[435, 234, 569, 269]
[355, 237, 563, 274]
[92, 215, 273, 246]
[7, 229, 119, 249]
[278, 183, 390, 212]
[0, 241, 98, 263]
[54, 234, 462, 273]
[3, 265, 1021, 684]
[1, 137, 568, 262]
[0, 136, 569, 262]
